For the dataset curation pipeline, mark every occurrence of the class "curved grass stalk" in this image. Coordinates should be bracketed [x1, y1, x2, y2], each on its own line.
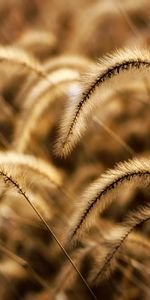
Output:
[0, 46, 46, 79]
[91, 204, 150, 284]
[22, 68, 79, 109]
[44, 55, 92, 73]
[16, 65, 80, 109]
[14, 71, 80, 152]
[0, 165, 97, 300]
[0, 151, 62, 187]
[0, 242, 49, 289]
[67, 156, 150, 243]
[113, 0, 150, 107]
[17, 29, 57, 53]
[56, 47, 150, 157]
[0, 46, 73, 107]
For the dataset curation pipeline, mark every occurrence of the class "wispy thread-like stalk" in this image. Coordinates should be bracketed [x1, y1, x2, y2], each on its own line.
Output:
[0, 165, 97, 300]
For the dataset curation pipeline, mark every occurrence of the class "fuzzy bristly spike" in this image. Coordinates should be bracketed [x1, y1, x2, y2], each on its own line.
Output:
[0, 46, 45, 78]
[67, 156, 150, 243]
[56, 47, 150, 157]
